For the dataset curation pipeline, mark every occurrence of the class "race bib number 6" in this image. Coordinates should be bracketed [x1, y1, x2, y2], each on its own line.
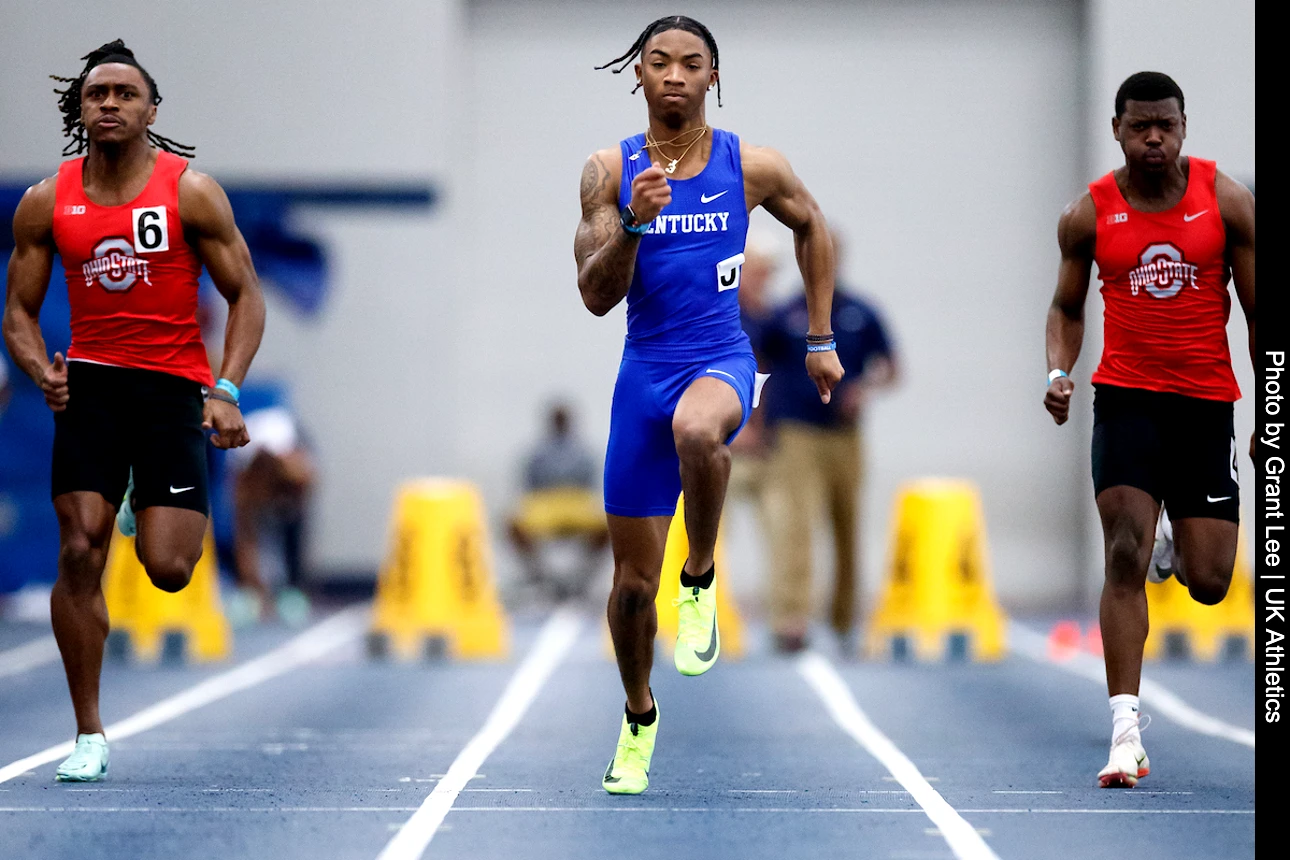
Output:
[132, 205, 169, 253]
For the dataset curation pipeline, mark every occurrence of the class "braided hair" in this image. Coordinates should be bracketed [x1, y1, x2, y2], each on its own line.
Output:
[50, 39, 195, 157]
[596, 15, 722, 107]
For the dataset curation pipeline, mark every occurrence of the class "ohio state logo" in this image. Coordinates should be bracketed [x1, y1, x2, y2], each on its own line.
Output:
[1128, 242, 1198, 299]
[82, 237, 151, 292]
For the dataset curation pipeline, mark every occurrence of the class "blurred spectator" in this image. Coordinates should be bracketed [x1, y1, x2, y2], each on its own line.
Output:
[507, 402, 609, 598]
[760, 231, 899, 654]
[224, 405, 316, 626]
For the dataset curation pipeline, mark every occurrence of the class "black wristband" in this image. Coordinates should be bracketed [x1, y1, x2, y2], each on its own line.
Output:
[207, 388, 240, 408]
[620, 206, 650, 235]
[805, 332, 835, 343]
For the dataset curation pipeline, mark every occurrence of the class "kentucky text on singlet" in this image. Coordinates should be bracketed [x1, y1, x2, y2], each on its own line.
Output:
[617, 129, 751, 362]
[1088, 156, 1239, 402]
[51, 150, 213, 387]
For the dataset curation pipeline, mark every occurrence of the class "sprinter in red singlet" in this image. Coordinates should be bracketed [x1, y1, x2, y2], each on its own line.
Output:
[2, 40, 266, 782]
[1043, 72, 1255, 788]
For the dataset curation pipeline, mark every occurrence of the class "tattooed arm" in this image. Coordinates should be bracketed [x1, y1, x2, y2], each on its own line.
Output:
[574, 148, 670, 316]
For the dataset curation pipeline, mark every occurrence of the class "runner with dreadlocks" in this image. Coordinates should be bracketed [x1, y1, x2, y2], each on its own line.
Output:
[2, 39, 266, 782]
[576, 16, 843, 795]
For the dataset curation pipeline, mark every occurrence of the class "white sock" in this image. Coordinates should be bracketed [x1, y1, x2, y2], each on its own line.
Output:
[1109, 694, 1141, 742]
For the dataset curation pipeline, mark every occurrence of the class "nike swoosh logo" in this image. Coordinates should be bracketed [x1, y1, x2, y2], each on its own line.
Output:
[170, 485, 195, 494]
[694, 620, 718, 662]
[1184, 210, 1209, 222]
[1207, 494, 1232, 503]
[700, 191, 728, 203]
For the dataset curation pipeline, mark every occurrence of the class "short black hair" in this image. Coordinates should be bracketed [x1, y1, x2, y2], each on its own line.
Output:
[50, 39, 195, 157]
[596, 15, 722, 107]
[1115, 71, 1185, 118]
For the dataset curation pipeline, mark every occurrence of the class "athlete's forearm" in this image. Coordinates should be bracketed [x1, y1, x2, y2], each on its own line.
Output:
[1, 307, 52, 383]
[578, 228, 641, 317]
[1046, 304, 1084, 373]
[216, 283, 266, 386]
[794, 214, 834, 335]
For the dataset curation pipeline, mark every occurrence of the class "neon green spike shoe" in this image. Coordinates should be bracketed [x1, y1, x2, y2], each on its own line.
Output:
[673, 568, 719, 676]
[55, 733, 109, 782]
[602, 700, 659, 795]
[116, 469, 137, 538]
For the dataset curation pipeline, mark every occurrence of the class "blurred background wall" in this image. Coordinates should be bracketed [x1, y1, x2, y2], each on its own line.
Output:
[0, 0, 1254, 611]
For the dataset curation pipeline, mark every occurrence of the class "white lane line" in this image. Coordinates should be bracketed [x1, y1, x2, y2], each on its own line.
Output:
[0, 636, 59, 679]
[376, 607, 583, 860]
[1009, 622, 1256, 748]
[0, 806, 1253, 815]
[798, 652, 1000, 860]
[0, 605, 368, 785]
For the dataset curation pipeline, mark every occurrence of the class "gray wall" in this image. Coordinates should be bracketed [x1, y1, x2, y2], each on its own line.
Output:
[0, 1, 1256, 611]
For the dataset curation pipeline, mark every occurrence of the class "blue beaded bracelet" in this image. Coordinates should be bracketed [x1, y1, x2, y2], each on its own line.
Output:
[806, 341, 837, 353]
[215, 377, 241, 403]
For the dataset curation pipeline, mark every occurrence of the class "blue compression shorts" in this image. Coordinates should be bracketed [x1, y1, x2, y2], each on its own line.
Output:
[604, 351, 759, 518]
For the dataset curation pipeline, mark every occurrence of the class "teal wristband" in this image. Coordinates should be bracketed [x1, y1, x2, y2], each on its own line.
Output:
[215, 378, 241, 402]
[1047, 369, 1068, 386]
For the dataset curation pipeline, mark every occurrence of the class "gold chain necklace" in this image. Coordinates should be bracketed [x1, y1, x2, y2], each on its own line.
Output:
[645, 125, 709, 174]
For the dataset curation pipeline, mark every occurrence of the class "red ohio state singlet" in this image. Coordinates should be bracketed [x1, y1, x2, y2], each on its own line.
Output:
[51, 150, 213, 387]
[1088, 156, 1239, 402]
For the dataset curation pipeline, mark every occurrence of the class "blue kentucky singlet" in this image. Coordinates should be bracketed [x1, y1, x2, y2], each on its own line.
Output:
[617, 128, 751, 362]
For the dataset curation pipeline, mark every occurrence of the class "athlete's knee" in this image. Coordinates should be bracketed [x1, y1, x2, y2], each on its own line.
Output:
[1185, 566, 1232, 606]
[611, 565, 659, 615]
[57, 527, 113, 588]
[673, 415, 724, 462]
[1103, 521, 1150, 586]
[143, 556, 196, 593]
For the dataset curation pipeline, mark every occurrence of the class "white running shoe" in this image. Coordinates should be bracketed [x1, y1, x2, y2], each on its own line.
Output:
[55, 733, 109, 782]
[1098, 724, 1150, 788]
[1147, 508, 1176, 584]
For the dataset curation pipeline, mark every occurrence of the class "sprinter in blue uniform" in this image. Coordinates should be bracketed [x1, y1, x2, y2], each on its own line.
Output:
[575, 16, 844, 794]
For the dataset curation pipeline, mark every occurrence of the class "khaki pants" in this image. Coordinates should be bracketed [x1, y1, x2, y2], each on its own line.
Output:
[764, 421, 864, 636]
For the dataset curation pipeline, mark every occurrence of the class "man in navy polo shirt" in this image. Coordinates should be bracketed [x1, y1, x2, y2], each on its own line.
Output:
[760, 234, 899, 653]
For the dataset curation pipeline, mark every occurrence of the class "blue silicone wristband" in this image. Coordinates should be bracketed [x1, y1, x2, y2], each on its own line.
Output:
[215, 378, 241, 402]
[806, 341, 837, 353]
[1047, 369, 1068, 386]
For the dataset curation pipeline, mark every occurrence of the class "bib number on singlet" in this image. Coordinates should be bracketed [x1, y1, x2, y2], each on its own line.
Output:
[132, 205, 169, 253]
[717, 253, 745, 293]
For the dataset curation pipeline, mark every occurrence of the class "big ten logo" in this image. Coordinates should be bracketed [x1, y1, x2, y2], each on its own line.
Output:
[63, 204, 86, 215]
[1106, 212, 1129, 225]
[716, 252, 745, 292]
[132, 205, 169, 253]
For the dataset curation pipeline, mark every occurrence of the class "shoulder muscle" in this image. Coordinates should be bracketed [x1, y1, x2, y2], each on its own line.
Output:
[178, 169, 236, 238]
[1057, 191, 1096, 258]
[580, 147, 622, 210]
[11, 177, 58, 246]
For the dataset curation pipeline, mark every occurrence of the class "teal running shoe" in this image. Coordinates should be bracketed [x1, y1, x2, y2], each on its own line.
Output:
[673, 569, 719, 676]
[116, 469, 137, 538]
[602, 700, 659, 795]
[55, 733, 109, 782]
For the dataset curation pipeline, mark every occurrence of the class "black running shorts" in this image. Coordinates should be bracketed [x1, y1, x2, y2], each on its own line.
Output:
[1091, 383, 1239, 523]
[51, 361, 210, 515]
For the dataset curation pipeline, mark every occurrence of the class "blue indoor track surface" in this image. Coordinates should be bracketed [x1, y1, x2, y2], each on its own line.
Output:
[0, 603, 1256, 860]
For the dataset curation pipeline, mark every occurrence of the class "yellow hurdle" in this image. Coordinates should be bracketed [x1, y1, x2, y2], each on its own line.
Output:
[102, 528, 231, 663]
[368, 479, 509, 661]
[1144, 524, 1254, 661]
[865, 479, 1007, 661]
[603, 493, 746, 660]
